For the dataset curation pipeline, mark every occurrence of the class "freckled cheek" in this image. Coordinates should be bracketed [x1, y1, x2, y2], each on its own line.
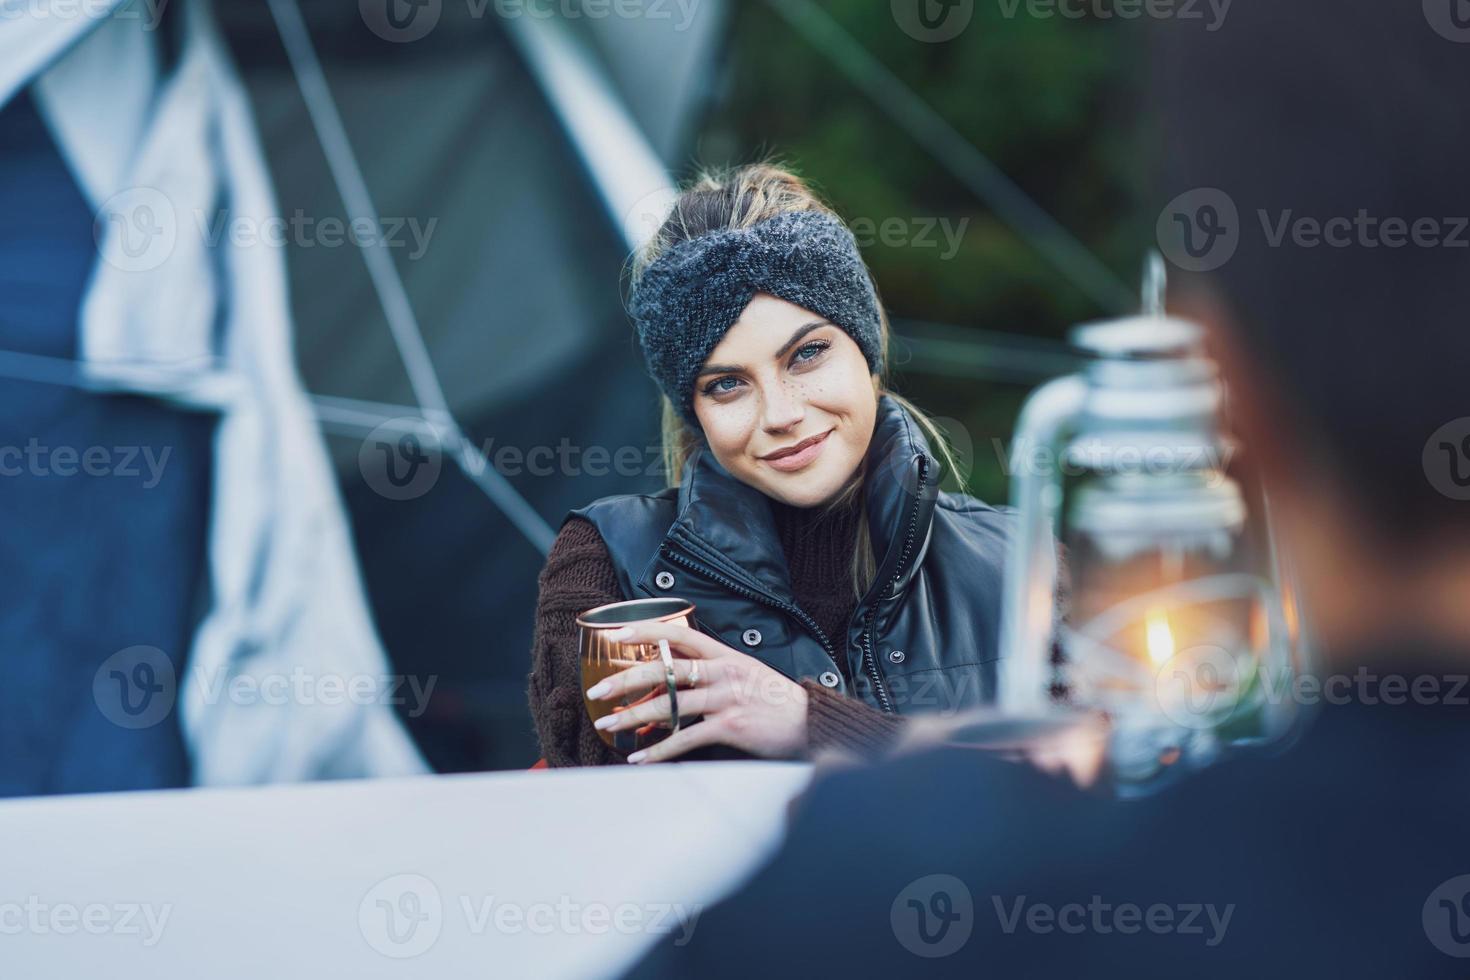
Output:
[786, 376, 841, 415]
[704, 403, 758, 458]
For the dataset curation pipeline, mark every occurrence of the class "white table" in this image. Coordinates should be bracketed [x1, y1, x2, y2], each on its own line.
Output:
[0, 761, 814, 979]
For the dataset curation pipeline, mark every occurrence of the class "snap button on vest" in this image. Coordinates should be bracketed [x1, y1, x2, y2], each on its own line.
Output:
[888, 650, 906, 664]
[654, 571, 675, 590]
[818, 671, 840, 688]
[742, 628, 762, 647]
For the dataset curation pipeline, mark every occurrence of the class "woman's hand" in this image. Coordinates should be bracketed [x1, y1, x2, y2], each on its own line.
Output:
[585, 621, 809, 764]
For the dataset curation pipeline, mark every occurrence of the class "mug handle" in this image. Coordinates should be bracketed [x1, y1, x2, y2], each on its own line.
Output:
[658, 638, 680, 734]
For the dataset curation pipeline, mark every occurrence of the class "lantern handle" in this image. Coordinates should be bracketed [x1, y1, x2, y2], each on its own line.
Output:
[997, 374, 1087, 715]
[1142, 250, 1168, 318]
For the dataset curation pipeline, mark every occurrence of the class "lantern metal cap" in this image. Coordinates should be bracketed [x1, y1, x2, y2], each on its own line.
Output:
[1071, 316, 1204, 360]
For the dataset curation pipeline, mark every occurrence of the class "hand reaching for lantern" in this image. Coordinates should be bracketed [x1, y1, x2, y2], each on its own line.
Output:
[585, 621, 809, 764]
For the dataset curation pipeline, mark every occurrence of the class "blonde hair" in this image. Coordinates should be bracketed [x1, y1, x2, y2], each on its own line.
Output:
[631, 161, 968, 602]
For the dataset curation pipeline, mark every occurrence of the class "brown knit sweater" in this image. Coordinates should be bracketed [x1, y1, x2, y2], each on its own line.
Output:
[526, 497, 903, 767]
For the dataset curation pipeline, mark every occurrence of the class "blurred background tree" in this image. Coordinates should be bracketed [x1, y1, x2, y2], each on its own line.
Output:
[691, 0, 1150, 502]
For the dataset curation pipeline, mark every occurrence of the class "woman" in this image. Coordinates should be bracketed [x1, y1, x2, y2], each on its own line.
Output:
[527, 163, 1015, 767]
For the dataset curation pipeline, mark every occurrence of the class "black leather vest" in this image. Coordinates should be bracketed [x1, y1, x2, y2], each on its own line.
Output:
[569, 395, 1016, 717]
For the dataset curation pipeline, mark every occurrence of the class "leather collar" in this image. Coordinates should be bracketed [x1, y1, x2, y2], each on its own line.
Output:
[666, 394, 940, 606]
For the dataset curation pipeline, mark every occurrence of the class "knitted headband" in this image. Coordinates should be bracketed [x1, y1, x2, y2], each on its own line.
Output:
[628, 209, 885, 426]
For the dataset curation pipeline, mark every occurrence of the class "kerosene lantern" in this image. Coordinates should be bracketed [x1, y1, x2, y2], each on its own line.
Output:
[997, 286, 1312, 794]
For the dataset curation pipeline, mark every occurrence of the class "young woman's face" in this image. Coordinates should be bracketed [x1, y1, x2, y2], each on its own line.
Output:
[692, 293, 879, 508]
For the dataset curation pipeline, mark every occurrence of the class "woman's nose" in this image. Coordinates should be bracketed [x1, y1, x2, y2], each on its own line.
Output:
[760, 384, 806, 432]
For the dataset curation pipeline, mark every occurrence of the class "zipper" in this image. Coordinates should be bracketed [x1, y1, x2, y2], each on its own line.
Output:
[858, 454, 932, 714]
[659, 545, 845, 676]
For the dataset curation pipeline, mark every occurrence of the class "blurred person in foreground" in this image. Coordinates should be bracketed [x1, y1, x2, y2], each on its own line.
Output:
[626, 1, 1470, 975]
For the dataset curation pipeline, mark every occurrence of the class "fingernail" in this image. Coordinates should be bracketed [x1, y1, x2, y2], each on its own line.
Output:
[586, 681, 611, 699]
[627, 751, 647, 764]
[594, 714, 617, 730]
[606, 627, 633, 641]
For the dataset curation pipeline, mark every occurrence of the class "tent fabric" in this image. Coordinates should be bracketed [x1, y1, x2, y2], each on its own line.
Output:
[9, 0, 428, 784]
[219, 3, 725, 769]
[0, 86, 206, 797]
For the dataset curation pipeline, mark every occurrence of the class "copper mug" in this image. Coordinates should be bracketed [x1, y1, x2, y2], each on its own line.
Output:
[577, 597, 695, 752]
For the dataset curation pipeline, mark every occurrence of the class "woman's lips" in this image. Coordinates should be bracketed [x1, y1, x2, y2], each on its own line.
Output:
[762, 429, 833, 472]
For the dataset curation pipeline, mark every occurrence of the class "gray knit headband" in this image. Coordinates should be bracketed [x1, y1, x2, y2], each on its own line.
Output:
[629, 209, 885, 426]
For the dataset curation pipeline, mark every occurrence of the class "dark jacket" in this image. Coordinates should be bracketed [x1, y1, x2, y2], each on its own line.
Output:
[570, 394, 1015, 716]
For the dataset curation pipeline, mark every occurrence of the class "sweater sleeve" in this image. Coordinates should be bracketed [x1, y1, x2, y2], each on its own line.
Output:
[526, 516, 627, 767]
[800, 680, 906, 761]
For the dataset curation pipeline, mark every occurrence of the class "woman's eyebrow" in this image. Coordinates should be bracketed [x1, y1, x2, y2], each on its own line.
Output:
[696, 321, 831, 378]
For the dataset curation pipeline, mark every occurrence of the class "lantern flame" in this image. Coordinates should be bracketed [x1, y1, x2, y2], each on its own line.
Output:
[1146, 610, 1176, 666]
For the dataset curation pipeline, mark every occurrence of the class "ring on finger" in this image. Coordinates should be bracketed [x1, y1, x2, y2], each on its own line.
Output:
[658, 639, 680, 734]
[687, 660, 701, 687]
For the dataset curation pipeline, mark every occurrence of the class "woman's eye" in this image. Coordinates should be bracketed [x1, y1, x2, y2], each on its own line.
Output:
[701, 342, 828, 397]
[793, 341, 830, 364]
